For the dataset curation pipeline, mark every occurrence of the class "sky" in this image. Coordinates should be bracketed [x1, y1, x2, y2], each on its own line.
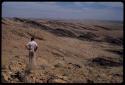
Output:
[2, 2, 123, 21]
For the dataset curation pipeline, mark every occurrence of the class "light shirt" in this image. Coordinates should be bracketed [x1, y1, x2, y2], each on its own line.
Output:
[27, 41, 38, 52]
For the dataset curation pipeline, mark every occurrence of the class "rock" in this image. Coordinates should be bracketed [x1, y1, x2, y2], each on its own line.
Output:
[8, 71, 13, 75]
[15, 55, 19, 58]
[72, 64, 81, 69]
[40, 64, 48, 70]
[51, 78, 67, 83]
[18, 62, 22, 65]
[35, 78, 43, 83]
[2, 73, 9, 82]
[51, 66, 55, 69]
[54, 63, 63, 68]
[57, 75, 68, 81]
[68, 63, 82, 69]
[13, 78, 19, 82]
[90, 56, 122, 67]
[87, 79, 94, 83]
[78, 32, 97, 41]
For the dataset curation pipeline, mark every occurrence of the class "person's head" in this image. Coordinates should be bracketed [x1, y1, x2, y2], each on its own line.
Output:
[31, 37, 35, 41]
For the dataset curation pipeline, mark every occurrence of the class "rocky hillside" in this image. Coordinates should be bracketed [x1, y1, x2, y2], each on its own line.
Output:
[2, 18, 123, 83]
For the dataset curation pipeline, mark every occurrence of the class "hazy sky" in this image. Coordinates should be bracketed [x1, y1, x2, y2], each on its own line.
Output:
[2, 2, 123, 21]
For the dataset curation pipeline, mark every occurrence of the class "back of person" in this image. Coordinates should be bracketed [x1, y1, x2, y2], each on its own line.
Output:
[27, 41, 37, 52]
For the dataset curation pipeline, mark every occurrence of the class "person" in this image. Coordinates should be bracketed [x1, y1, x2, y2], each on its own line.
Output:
[26, 37, 38, 72]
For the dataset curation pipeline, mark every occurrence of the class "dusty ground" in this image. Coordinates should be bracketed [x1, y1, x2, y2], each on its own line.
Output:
[2, 18, 123, 83]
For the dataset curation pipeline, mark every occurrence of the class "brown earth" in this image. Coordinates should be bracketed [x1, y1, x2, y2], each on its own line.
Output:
[2, 18, 123, 83]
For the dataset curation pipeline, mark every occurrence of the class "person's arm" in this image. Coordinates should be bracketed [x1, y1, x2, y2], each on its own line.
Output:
[26, 43, 29, 50]
[35, 43, 38, 52]
[35, 46, 38, 52]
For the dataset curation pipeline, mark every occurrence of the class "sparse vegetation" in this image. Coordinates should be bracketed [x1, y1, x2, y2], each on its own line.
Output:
[2, 18, 123, 83]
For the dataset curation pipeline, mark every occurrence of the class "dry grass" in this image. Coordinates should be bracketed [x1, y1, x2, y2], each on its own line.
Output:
[2, 18, 123, 83]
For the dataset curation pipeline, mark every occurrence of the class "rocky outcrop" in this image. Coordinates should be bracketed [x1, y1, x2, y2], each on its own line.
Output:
[88, 56, 123, 67]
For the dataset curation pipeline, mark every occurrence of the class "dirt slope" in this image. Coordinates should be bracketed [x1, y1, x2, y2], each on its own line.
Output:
[2, 18, 123, 83]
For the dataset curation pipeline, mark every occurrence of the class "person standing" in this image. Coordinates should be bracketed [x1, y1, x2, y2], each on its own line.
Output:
[26, 37, 38, 72]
